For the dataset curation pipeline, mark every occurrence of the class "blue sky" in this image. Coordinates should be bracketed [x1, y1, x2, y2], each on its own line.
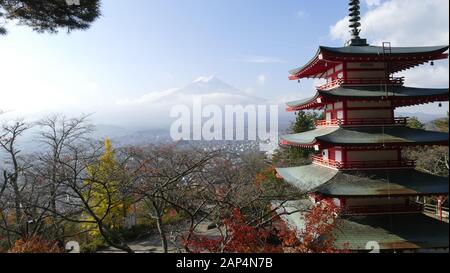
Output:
[0, 0, 448, 124]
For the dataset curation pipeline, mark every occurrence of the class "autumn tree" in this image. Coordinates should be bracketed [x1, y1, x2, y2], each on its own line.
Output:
[129, 144, 219, 253]
[186, 208, 282, 253]
[8, 235, 62, 253]
[0, 0, 101, 35]
[82, 138, 132, 237]
[0, 120, 32, 243]
[279, 199, 343, 253]
[35, 114, 94, 244]
[405, 115, 449, 176]
[185, 200, 342, 253]
[177, 155, 305, 253]
[38, 136, 135, 253]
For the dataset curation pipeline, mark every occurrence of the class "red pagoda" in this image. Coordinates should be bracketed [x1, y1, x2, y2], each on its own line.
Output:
[276, 0, 449, 252]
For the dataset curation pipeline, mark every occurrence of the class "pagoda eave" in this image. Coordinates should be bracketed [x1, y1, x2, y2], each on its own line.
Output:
[281, 126, 449, 148]
[289, 45, 449, 80]
[316, 141, 450, 148]
[275, 202, 449, 252]
[280, 140, 449, 149]
[276, 165, 449, 198]
[331, 213, 449, 251]
[286, 86, 449, 111]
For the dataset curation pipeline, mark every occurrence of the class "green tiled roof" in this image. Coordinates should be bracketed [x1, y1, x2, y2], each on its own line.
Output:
[289, 45, 449, 76]
[276, 164, 449, 197]
[324, 86, 449, 98]
[318, 126, 449, 145]
[333, 213, 449, 251]
[320, 45, 449, 56]
[276, 165, 338, 192]
[317, 169, 449, 197]
[286, 94, 319, 108]
[281, 127, 339, 145]
[281, 126, 449, 146]
[286, 86, 449, 109]
[276, 206, 449, 251]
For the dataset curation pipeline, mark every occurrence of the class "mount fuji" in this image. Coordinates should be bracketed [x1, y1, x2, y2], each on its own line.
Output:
[117, 76, 265, 106]
[96, 76, 267, 129]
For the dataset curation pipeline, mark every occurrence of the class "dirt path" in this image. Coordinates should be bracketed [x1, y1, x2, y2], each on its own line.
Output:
[97, 221, 222, 253]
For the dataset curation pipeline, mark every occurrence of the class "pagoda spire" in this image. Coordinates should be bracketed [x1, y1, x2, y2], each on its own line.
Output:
[346, 0, 368, 46]
[349, 0, 362, 39]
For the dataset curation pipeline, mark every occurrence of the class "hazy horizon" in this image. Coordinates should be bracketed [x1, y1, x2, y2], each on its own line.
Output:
[1, 0, 448, 129]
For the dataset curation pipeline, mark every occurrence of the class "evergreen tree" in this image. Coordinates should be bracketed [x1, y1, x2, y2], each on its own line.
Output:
[274, 111, 321, 164]
[292, 111, 317, 134]
[289, 111, 319, 160]
[0, 0, 101, 35]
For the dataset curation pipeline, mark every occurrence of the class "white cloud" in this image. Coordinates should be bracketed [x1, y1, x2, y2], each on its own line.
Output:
[330, 0, 449, 46]
[257, 74, 267, 85]
[244, 87, 255, 95]
[364, 0, 381, 7]
[270, 95, 301, 106]
[402, 65, 449, 88]
[116, 88, 179, 105]
[329, 0, 449, 115]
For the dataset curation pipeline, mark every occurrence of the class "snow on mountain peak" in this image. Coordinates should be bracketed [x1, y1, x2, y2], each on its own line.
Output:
[192, 75, 216, 83]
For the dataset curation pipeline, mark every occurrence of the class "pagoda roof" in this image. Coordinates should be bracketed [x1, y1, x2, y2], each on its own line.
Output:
[275, 202, 449, 251]
[320, 45, 449, 56]
[276, 164, 449, 197]
[281, 126, 449, 147]
[289, 45, 449, 80]
[286, 86, 449, 111]
[281, 127, 338, 147]
[332, 213, 449, 251]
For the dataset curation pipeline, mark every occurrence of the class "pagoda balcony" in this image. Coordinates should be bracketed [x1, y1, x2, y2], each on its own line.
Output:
[312, 155, 416, 170]
[315, 117, 409, 127]
[344, 203, 424, 215]
[317, 77, 405, 90]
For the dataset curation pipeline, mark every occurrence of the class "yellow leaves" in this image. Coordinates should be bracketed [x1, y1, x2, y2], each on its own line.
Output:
[82, 138, 130, 237]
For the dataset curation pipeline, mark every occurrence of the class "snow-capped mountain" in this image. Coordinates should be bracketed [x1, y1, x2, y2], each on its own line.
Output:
[178, 76, 242, 95]
[117, 76, 265, 106]
[94, 76, 267, 129]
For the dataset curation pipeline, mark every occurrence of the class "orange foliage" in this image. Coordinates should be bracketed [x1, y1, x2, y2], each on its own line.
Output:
[186, 208, 283, 253]
[279, 199, 346, 253]
[185, 199, 346, 253]
[254, 165, 279, 187]
[8, 235, 63, 253]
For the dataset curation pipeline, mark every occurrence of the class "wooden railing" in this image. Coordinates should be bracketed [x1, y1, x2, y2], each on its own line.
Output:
[312, 155, 416, 170]
[315, 117, 409, 127]
[423, 203, 449, 218]
[344, 203, 423, 215]
[317, 77, 405, 90]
